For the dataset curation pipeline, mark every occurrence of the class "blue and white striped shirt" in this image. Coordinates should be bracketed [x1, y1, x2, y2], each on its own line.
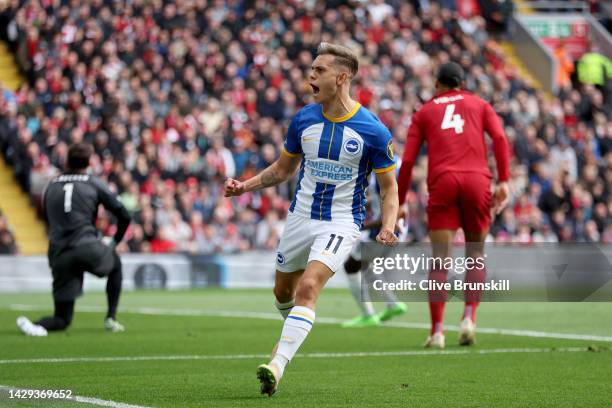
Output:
[282, 103, 395, 227]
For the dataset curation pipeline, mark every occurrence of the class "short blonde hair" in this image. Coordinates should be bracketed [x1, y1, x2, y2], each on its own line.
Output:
[317, 42, 359, 78]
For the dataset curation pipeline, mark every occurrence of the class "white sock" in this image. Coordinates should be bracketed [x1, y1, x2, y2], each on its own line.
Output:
[347, 273, 375, 317]
[384, 291, 400, 308]
[377, 270, 400, 307]
[275, 299, 295, 320]
[271, 306, 315, 376]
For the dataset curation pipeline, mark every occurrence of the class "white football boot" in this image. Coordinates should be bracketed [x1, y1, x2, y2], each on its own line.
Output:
[104, 317, 125, 333]
[424, 332, 445, 349]
[257, 363, 281, 397]
[458, 317, 476, 346]
[16, 316, 48, 337]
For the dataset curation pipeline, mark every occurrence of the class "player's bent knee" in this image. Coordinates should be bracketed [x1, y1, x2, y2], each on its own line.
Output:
[295, 278, 319, 303]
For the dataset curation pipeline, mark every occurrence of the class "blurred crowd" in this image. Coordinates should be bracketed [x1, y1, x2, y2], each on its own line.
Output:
[0, 0, 609, 255]
[0, 209, 18, 254]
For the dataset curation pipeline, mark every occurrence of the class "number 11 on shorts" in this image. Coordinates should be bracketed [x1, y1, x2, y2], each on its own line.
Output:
[325, 234, 344, 254]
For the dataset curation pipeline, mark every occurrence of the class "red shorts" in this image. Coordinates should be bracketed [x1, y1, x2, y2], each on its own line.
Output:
[427, 172, 492, 233]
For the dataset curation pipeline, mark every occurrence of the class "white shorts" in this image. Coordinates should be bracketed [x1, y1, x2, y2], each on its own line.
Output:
[276, 214, 361, 273]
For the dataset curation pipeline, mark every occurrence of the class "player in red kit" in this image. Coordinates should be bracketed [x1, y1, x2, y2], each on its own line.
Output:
[397, 62, 510, 348]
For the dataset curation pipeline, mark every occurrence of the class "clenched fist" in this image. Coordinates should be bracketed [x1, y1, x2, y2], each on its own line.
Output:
[224, 178, 246, 197]
[376, 228, 397, 246]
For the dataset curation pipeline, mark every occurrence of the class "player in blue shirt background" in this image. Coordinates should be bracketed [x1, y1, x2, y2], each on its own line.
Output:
[342, 158, 408, 328]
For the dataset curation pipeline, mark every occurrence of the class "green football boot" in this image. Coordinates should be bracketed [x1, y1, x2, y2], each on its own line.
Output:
[341, 314, 381, 328]
[377, 302, 408, 322]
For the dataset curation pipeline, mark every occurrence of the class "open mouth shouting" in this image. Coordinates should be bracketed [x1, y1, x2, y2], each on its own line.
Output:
[310, 83, 320, 95]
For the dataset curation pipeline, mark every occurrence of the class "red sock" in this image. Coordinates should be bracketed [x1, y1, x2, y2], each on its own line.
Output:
[428, 269, 448, 335]
[463, 266, 487, 322]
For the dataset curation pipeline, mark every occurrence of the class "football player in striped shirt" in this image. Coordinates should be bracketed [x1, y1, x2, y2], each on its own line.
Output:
[225, 43, 399, 396]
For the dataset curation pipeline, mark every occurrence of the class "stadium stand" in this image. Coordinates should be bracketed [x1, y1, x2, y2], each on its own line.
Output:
[0, 1, 609, 255]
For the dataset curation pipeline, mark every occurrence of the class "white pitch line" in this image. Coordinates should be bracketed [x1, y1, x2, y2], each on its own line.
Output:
[72, 396, 150, 408]
[0, 385, 150, 408]
[8, 303, 612, 343]
[0, 354, 268, 365]
[0, 347, 592, 365]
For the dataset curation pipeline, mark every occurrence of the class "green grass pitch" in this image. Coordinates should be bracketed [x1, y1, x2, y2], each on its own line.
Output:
[1, 289, 611, 407]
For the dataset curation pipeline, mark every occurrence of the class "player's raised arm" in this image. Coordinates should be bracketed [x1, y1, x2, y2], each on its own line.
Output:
[397, 112, 424, 206]
[375, 168, 399, 245]
[371, 130, 399, 245]
[224, 150, 302, 197]
[483, 102, 511, 214]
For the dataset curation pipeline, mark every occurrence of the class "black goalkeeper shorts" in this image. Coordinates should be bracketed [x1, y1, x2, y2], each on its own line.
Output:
[49, 241, 118, 302]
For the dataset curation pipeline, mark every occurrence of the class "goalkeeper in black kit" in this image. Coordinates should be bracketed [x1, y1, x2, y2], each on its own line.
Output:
[17, 143, 131, 336]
